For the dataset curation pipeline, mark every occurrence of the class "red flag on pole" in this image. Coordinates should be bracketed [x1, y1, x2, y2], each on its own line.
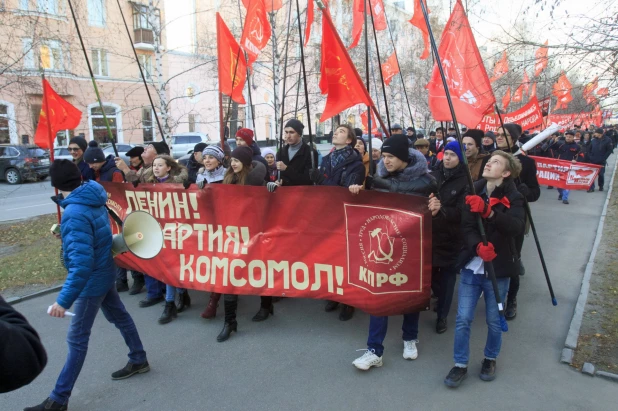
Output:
[502, 87, 511, 111]
[512, 84, 524, 103]
[582, 77, 598, 100]
[409, 0, 430, 60]
[534, 41, 548, 77]
[426, 0, 495, 127]
[217, 13, 247, 104]
[369, 0, 387, 31]
[381, 52, 399, 86]
[490, 51, 508, 82]
[529, 82, 537, 99]
[34, 79, 82, 150]
[361, 110, 378, 133]
[319, 8, 372, 122]
[240, 0, 272, 67]
[242, 0, 282, 12]
[349, 0, 364, 49]
[552, 71, 572, 110]
[304, 0, 314, 46]
[522, 69, 530, 95]
[597, 87, 609, 97]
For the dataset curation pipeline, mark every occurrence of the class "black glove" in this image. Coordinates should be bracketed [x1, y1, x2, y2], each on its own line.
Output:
[309, 169, 325, 185]
[197, 180, 206, 189]
[183, 180, 191, 189]
[518, 183, 530, 197]
[132, 180, 139, 188]
[364, 175, 373, 191]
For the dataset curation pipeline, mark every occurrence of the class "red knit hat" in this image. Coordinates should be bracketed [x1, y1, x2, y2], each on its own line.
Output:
[236, 128, 254, 146]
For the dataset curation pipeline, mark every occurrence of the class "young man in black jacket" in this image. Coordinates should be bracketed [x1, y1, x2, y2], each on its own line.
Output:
[429, 141, 469, 334]
[0, 295, 47, 393]
[494, 123, 540, 320]
[553, 130, 581, 204]
[274, 119, 318, 187]
[444, 150, 525, 387]
[587, 128, 614, 192]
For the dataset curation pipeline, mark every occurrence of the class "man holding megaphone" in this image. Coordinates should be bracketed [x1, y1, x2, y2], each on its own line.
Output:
[25, 160, 150, 411]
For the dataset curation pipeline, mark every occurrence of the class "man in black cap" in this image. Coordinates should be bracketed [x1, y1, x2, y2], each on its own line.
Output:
[494, 123, 540, 320]
[390, 123, 404, 135]
[406, 127, 417, 146]
[67, 136, 95, 181]
[125, 146, 145, 171]
[482, 131, 496, 153]
[587, 127, 613, 192]
[186, 142, 208, 184]
[430, 127, 445, 155]
[83, 141, 125, 183]
[271, 119, 318, 187]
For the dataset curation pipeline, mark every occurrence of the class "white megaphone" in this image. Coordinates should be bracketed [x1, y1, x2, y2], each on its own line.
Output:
[112, 211, 163, 259]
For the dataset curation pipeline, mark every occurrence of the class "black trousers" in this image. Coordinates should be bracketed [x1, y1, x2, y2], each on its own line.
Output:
[431, 266, 458, 320]
[223, 295, 273, 323]
[508, 232, 526, 301]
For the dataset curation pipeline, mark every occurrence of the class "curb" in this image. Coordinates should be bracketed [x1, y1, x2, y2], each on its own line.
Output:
[7, 284, 63, 305]
[562, 154, 618, 382]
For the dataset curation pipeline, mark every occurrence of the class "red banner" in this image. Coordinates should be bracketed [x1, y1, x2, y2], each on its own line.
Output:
[104, 184, 432, 316]
[476, 96, 543, 132]
[530, 156, 602, 190]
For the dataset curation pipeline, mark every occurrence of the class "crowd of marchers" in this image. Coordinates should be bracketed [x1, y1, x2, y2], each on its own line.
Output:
[2, 120, 616, 410]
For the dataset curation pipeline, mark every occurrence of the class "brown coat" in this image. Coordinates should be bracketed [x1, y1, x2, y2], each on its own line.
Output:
[468, 153, 489, 181]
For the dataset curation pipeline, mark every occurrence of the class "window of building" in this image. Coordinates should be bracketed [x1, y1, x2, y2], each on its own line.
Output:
[315, 113, 324, 137]
[347, 114, 355, 127]
[22, 39, 66, 71]
[131, 3, 161, 44]
[91, 49, 108, 77]
[142, 108, 154, 142]
[88, 0, 105, 27]
[0, 105, 10, 144]
[139, 54, 152, 80]
[19, 0, 63, 15]
[91, 105, 118, 143]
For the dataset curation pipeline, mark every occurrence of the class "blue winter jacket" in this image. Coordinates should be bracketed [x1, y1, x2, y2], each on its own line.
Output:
[55, 181, 115, 309]
[318, 146, 366, 187]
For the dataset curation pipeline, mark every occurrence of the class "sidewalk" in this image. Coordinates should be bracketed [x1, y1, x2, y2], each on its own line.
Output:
[2, 155, 617, 411]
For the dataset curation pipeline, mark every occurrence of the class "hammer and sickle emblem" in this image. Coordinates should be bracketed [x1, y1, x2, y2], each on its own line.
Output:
[367, 226, 394, 264]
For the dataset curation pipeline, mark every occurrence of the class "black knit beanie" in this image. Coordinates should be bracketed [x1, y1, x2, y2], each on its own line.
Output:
[68, 136, 87, 152]
[84, 140, 106, 163]
[381, 134, 410, 162]
[463, 129, 484, 148]
[194, 142, 207, 154]
[50, 159, 82, 191]
[285, 119, 304, 136]
[151, 140, 170, 155]
[231, 146, 253, 167]
[503, 123, 522, 143]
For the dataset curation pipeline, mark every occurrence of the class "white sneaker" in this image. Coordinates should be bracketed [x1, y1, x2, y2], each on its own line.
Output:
[403, 340, 418, 360]
[353, 349, 383, 370]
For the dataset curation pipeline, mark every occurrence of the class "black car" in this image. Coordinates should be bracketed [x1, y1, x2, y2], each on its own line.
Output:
[0, 145, 51, 184]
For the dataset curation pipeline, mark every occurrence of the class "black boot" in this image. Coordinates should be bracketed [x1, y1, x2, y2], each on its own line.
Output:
[252, 304, 274, 322]
[436, 318, 447, 334]
[129, 276, 145, 295]
[324, 300, 339, 312]
[339, 304, 355, 321]
[111, 361, 150, 380]
[217, 321, 238, 342]
[505, 298, 517, 320]
[116, 280, 129, 292]
[158, 301, 177, 324]
[176, 291, 191, 313]
[23, 398, 67, 411]
[139, 295, 164, 308]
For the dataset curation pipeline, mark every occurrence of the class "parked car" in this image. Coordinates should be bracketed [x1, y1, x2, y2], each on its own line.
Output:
[53, 147, 74, 161]
[103, 143, 139, 165]
[170, 133, 210, 159]
[0, 145, 51, 184]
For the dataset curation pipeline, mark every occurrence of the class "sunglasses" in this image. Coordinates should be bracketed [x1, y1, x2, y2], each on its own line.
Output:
[67, 147, 81, 152]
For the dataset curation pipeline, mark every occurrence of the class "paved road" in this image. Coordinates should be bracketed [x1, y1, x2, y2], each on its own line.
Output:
[0, 179, 58, 222]
[2, 155, 618, 411]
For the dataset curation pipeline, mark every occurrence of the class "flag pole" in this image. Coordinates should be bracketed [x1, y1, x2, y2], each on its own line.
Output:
[363, 0, 374, 177]
[66, 0, 118, 157]
[294, 0, 315, 170]
[419, 0, 508, 331]
[114, 0, 165, 141]
[494, 105, 558, 306]
[41, 73, 62, 224]
[367, 0, 391, 132]
[277, 0, 294, 180]
[236, 0, 258, 135]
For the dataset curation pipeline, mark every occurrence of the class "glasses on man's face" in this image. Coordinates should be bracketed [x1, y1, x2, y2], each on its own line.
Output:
[67, 147, 81, 152]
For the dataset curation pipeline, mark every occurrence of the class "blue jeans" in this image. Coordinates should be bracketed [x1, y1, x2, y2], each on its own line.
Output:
[367, 312, 420, 357]
[144, 274, 165, 300]
[50, 287, 147, 405]
[557, 188, 570, 201]
[165, 285, 186, 302]
[453, 270, 510, 367]
[591, 166, 605, 189]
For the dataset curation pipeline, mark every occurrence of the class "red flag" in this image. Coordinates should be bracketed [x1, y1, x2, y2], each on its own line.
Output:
[319, 8, 372, 122]
[240, 0, 272, 67]
[529, 82, 537, 99]
[490, 51, 508, 82]
[304, 0, 314, 46]
[597, 87, 609, 97]
[242, 0, 282, 12]
[217, 13, 247, 104]
[426, 0, 495, 127]
[34, 79, 82, 150]
[512, 84, 524, 103]
[583, 77, 598, 100]
[361, 110, 378, 133]
[502, 87, 511, 111]
[381, 52, 399, 86]
[409, 0, 430, 60]
[522, 69, 530, 95]
[349, 0, 387, 50]
[534, 41, 548, 77]
[552, 72, 572, 110]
